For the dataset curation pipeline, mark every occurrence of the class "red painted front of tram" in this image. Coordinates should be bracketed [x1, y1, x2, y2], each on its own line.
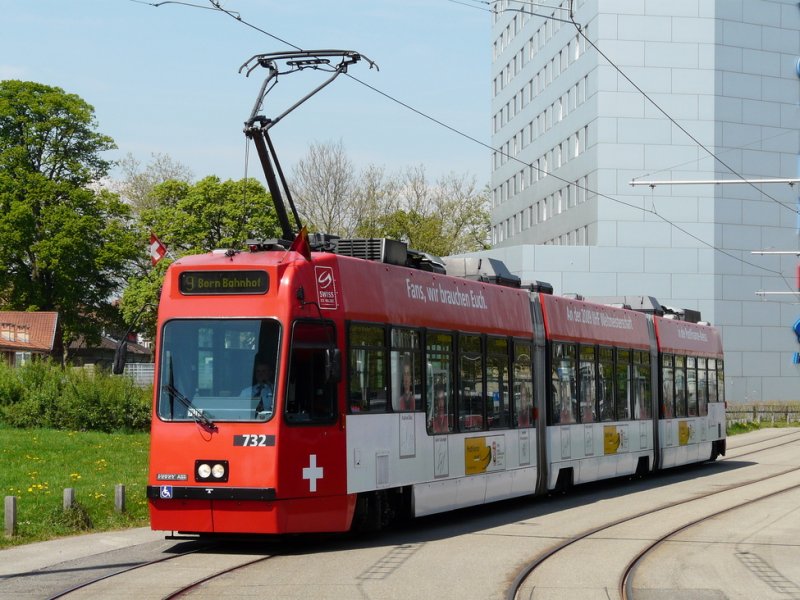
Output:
[147, 251, 354, 534]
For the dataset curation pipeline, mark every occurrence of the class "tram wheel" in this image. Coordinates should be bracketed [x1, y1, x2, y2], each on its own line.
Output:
[554, 468, 573, 495]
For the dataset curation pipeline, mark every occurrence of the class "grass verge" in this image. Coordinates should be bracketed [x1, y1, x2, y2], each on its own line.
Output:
[0, 427, 149, 549]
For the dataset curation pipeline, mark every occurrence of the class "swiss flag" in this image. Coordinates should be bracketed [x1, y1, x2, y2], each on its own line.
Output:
[149, 232, 167, 266]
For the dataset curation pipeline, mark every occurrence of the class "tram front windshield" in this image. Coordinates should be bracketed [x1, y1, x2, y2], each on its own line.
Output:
[157, 319, 280, 423]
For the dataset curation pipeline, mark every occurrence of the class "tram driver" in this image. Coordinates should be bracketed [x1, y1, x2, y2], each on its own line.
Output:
[240, 358, 275, 415]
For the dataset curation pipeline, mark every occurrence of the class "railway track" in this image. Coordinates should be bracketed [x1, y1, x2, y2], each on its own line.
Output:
[40, 540, 283, 599]
[45, 546, 207, 600]
[620, 481, 800, 599]
[507, 431, 800, 600]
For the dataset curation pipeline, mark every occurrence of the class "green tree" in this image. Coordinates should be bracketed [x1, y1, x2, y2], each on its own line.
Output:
[0, 80, 139, 362]
[121, 176, 280, 337]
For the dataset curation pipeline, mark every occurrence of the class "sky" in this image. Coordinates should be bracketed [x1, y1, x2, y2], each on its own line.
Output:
[0, 0, 491, 185]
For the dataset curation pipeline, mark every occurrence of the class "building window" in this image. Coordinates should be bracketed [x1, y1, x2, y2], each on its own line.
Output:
[15, 352, 32, 366]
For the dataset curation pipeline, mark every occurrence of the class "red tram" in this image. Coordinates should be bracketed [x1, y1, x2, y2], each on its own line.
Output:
[141, 49, 725, 535]
[144, 244, 726, 535]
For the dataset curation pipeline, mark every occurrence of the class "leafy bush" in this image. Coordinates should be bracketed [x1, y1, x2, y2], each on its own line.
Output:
[59, 369, 152, 432]
[0, 361, 151, 432]
[0, 362, 24, 406]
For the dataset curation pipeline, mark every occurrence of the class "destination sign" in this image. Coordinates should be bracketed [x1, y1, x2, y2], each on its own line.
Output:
[179, 271, 269, 295]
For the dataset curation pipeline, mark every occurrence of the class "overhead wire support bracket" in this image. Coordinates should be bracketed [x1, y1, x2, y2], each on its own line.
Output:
[240, 50, 378, 242]
[630, 178, 800, 188]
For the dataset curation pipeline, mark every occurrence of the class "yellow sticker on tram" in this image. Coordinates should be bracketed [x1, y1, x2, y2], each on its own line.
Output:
[678, 421, 690, 446]
[603, 425, 620, 454]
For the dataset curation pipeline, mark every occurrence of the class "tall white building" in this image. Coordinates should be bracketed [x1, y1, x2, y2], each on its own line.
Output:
[485, 0, 800, 401]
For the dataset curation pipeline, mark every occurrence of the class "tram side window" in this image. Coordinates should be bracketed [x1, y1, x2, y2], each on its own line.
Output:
[687, 356, 698, 417]
[579, 345, 597, 423]
[285, 320, 337, 424]
[459, 334, 484, 431]
[513, 341, 534, 428]
[615, 349, 631, 421]
[598, 347, 614, 421]
[486, 337, 510, 429]
[717, 360, 725, 404]
[674, 355, 687, 417]
[427, 332, 454, 434]
[551, 342, 577, 424]
[661, 354, 674, 419]
[390, 328, 421, 412]
[705, 358, 716, 411]
[349, 324, 387, 413]
[697, 357, 708, 416]
[633, 351, 652, 419]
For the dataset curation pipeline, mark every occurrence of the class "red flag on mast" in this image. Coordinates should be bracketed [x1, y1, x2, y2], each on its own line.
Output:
[149, 232, 168, 266]
[289, 226, 312, 261]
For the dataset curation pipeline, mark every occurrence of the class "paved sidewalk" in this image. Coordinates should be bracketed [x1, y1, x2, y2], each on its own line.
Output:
[0, 527, 164, 577]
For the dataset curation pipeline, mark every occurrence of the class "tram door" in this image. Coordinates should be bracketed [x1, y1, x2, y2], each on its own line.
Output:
[281, 319, 345, 502]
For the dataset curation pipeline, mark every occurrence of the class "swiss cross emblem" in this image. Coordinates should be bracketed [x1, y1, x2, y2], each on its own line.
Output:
[302, 454, 324, 492]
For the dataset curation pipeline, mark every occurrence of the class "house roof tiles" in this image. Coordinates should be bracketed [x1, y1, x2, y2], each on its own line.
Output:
[0, 311, 59, 353]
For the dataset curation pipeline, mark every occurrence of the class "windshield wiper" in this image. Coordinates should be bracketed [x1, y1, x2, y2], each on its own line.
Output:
[163, 383, 218, 433]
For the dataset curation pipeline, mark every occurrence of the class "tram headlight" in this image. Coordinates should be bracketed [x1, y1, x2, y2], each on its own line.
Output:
[194, 459, 229, 482]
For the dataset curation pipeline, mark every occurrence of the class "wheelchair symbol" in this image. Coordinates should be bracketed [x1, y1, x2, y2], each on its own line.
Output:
[160, 486, 173, 499]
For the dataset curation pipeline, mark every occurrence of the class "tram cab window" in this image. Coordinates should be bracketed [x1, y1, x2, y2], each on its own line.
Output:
[633, 351, 652, 419]
[285, 320, 337, 424]
[427, 332, 454, 434]
[513, 342, 534, 428]
[459, 334, 484, 431]
[390, 328, 421, 412]
[598, 347, 614, 422]
[661, 354, 674, 419]
[686, 356, 698, 417]
[551, 343, 577, 424]
[578, 345, 597, 423]
[487, 337, 510, 429]
[157, 319, 280, 422]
